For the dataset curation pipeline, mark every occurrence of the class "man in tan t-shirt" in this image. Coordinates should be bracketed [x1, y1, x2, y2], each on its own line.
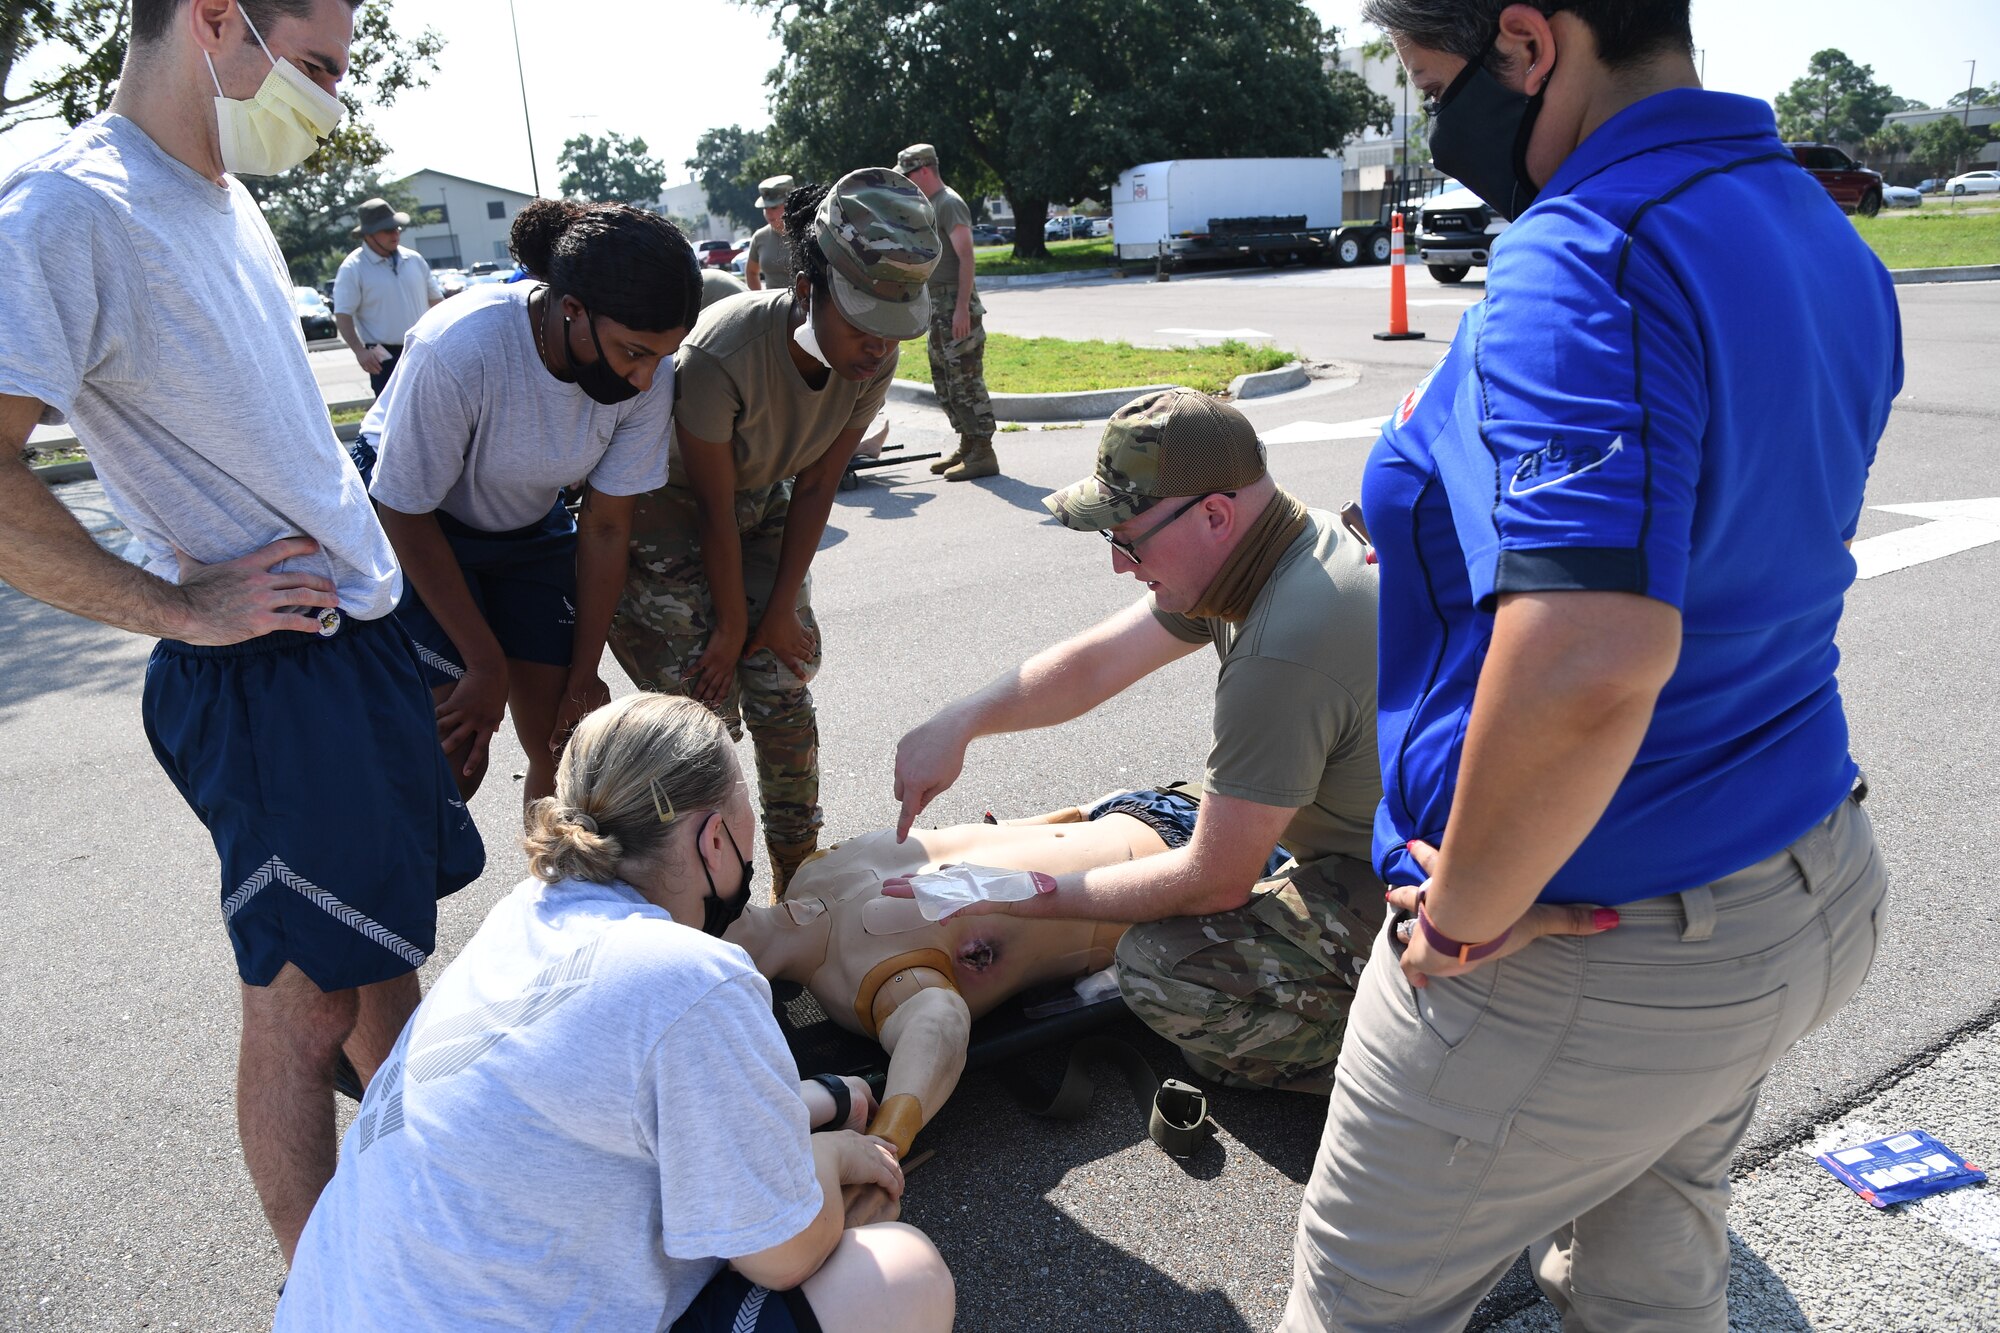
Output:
[893, 389, 1381, 1091]
[743, 173, 794, 292]
[896, 143, 998, 481]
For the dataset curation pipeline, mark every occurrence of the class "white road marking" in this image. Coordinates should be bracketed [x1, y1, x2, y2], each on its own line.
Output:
[1851, 498, 2000, 579]
[1154, 326, 1274, 340]
[1259, 416, 1390, 445]
[1407, 298, 1480, 306]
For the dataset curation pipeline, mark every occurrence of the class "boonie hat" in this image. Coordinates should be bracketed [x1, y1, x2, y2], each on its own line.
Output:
[896, 143, 939, 173]
[755, 174, 796, 209]
[1044, 388, 1268, 531]
[813, 167, 940, 341]
[351, 197, 410, 237]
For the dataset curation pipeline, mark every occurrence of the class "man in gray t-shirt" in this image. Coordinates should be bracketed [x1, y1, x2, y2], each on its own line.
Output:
[0, 0, 480, 1262]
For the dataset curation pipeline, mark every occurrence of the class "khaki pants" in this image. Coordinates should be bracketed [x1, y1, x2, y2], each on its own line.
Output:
[1284, 794, 1886, 1332]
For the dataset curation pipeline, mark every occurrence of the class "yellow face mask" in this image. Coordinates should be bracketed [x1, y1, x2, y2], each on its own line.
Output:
[203, 8, 344, 176]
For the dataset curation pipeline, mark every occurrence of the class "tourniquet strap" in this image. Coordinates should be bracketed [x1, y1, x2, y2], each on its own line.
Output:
[1027, 1036, 1216, 1158]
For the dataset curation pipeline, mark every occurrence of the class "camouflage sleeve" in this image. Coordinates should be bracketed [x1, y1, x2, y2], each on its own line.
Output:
[847, 345, 899, 432]
[1148, 595, 1212, 645]
[673, 344, 739, 446]
[1202, 655, 1348, 809]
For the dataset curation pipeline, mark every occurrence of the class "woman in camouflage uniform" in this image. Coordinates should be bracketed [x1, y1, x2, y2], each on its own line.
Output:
[611, 170, 940, 890]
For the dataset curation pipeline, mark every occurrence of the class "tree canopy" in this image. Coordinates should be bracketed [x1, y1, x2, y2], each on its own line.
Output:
[1945, 81, 1999, 110]
[0, 0, 445, 284]
[1914, 116, 1981, 178]
[744, 0, 1390, 257]
[558, 130, 667, 206]
[688, 123, 776, 233]
[1775, 49, 1896, 146]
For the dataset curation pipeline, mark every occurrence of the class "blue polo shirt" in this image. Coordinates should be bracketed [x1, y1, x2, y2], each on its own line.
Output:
[1363, 90, 1903, 903]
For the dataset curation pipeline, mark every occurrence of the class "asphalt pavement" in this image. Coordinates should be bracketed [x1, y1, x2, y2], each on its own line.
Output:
[4, 266, 1998, 1332]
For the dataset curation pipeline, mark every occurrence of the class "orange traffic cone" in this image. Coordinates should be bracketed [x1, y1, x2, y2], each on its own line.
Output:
[1372, 212, 1427, 343]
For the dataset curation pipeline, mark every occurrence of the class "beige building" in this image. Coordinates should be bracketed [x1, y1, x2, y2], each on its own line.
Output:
[394, 169, 538, 271]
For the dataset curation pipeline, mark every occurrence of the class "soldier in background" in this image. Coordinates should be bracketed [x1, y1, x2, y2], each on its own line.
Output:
[743, 173, 795, 292]
[895, 144, 997, 481]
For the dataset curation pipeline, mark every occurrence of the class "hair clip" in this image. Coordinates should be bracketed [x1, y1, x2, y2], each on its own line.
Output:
[649, 776, 677, 825]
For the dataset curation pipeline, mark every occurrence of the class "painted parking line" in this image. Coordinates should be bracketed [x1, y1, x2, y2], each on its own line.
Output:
[1260, 416, 1390, 445]
[1851, 498, 2000, 579]
[1154, 326, 1275, 340]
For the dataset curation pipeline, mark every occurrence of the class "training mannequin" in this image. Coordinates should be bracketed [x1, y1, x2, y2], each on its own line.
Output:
[724, 807, 1175, 1159]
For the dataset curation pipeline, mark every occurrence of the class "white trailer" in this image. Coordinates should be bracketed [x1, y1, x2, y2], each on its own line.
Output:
[1111, 157, 1345, 262]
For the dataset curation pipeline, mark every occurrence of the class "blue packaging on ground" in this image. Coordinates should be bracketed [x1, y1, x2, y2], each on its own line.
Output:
[1815, 1130, 1987, 1208]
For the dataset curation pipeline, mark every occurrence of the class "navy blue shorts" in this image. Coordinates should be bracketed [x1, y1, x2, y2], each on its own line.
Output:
[671, 1268, 822, 1333]
[143, 613, 485, 990]
[1085, 786, 1292, 878]
[394, 502, 579, 688]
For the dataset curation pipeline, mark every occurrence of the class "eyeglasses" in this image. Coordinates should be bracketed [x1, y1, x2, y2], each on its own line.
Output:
[1100, 491, 1235, 565]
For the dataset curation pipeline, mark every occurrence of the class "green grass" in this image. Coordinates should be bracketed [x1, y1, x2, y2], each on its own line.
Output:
[898, 334, 1294, 395]
[329, 404, 370, 425]
[973, 236, 1116, 277]
[1852, 207, 2000, 270]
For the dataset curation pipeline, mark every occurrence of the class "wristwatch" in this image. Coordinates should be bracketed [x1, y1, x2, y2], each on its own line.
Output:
[1417, 900, 1512, 964]
[808, 1072, 851, 1131]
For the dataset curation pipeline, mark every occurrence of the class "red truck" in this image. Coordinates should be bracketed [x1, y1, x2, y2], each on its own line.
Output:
[1787, 143, 1884, 217]
[696, 239, 746, 269]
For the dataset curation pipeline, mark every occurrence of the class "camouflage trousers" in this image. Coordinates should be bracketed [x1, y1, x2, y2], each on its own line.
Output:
[609, 482, 822, 849]
[1117, 854, 1386, 1094]
[927, 291, 995, 442]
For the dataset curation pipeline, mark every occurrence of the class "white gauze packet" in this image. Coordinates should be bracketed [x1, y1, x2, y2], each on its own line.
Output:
[907, 864, 1045, 921]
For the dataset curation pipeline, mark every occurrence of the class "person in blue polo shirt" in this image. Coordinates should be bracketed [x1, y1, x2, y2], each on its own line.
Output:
[1283, 3, 1902, 1330]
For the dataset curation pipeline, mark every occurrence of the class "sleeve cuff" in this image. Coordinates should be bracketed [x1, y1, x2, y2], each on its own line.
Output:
[1149, 602, 1211, 645]
[1485, 546, 1648, 610]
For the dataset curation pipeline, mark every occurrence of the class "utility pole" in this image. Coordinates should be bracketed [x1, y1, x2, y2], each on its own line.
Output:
[1696, 48, 1705, 83]
[1965, 60, 1978, 130]
[508, 0, 542, 197]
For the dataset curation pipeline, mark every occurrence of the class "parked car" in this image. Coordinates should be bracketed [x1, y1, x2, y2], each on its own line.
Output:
[1916, 178, 1944, 194]
[467, 260, 507, 275]
[433, 267, 467, 298]
[1882, 184, 1923, 209]
[696, 238, 746, 268]
[1786, 143, 1883, 215]
[294, 286, 335, 341]
[1946, 170, 2000, 196]
[1415, 184, 1507, 283]
[1088, 217, 1113, 237]
[1043, 215, 1093, 241]
[970, 223, 1006, 246]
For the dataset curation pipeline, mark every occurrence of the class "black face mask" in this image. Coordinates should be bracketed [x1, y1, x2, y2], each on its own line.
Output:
[563, 305, 642, 405]
[700, 815, 754, 937]
[1428, 34, 1553, 221]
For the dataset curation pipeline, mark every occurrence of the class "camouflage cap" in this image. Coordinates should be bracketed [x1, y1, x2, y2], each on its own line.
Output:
[897, 143, 939, 173]
[813, 167, 940, 341]
[755, 173, 796, 209]
[1044, 388, 1268, 531]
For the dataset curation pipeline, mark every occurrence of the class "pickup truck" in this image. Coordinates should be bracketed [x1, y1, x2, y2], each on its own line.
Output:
[696, 238, 747, 269]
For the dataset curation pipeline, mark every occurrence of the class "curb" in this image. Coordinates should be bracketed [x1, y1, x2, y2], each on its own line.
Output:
[29, 460, 94, 484]
[978, 266, 1122, 290]
[1890, 264, 2000, 285]
[890, 378, 1182, 423]
[1229, 361, 1308, 400]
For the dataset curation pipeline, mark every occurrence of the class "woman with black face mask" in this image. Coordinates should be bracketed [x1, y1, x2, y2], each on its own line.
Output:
[1283, 2, 1901, 1329]
[277, 693, 957, 1333]
[368, 200, 702, 811]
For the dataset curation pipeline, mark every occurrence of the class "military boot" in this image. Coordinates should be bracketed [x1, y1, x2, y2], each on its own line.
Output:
[929, 440, 968, 475]
[942, 437, 999, 481]
[767, 835, 823, 899]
